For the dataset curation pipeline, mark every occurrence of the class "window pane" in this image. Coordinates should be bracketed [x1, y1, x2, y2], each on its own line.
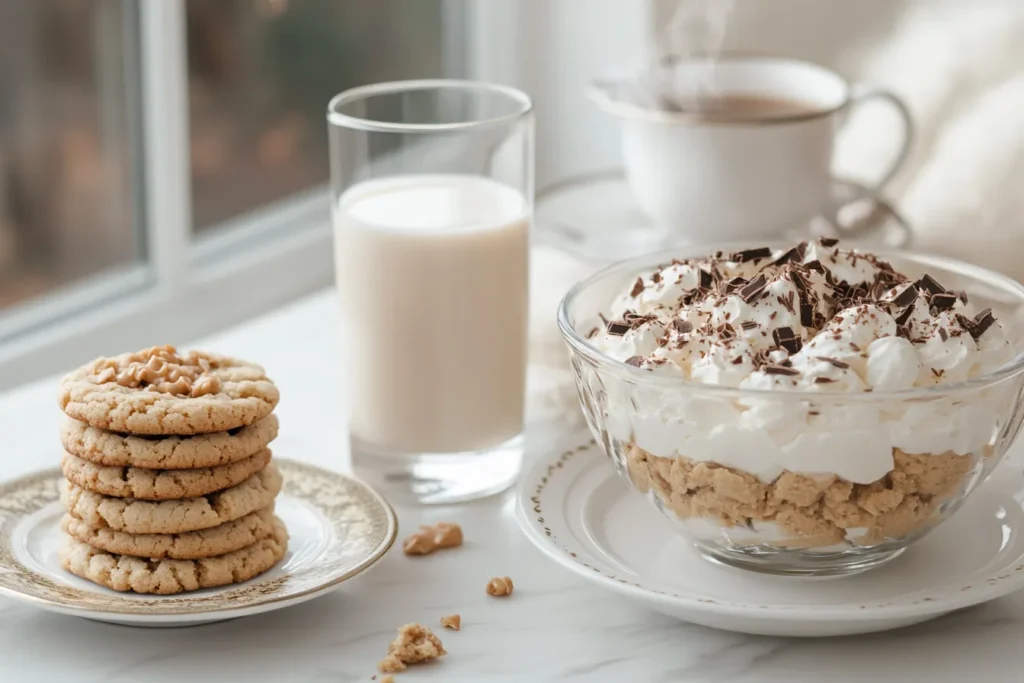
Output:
[187, 0, 448, 232]
[0, 0, 140, 313]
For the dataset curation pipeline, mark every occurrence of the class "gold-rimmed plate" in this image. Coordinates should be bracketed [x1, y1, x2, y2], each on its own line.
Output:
[0, 459, 397, 627]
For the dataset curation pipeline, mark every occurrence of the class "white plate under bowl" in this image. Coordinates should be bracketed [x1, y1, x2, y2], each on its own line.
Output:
[0, 459, 397, 627]
[517, 440, 1024, 637]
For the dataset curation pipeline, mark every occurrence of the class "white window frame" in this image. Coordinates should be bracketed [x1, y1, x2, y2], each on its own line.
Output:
[0, 0, 651, 390]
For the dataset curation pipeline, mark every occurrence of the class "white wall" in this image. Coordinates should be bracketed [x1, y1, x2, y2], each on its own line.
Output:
[474, 0, 656, 189]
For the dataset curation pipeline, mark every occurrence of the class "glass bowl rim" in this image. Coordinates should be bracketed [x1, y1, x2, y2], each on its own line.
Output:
[556, 242, 1024, 401]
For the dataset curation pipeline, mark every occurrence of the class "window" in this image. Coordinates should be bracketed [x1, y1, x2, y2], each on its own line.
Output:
[0, 1, 141, 320]
[186, 0, 449, 231]
[0, 0, 467, 389]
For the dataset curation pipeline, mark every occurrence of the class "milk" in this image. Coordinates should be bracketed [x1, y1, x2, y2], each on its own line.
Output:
[333, 174, 530, 454]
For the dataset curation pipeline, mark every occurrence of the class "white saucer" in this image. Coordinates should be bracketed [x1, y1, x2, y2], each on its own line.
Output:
[535, 170, 912, 263]
[0, 459, 397, 627]
[516, 440, 1024, 637]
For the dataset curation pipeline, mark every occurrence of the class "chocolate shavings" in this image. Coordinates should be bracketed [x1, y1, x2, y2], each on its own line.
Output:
[772, 247, 802, 266]
[763, 365, 800, 376]
[894, 301, 916, 327]
[671, 319, 694, 335]
[799, 296, 815, 328]
[804, 260, 825, 273]
[622, 311, 657, 328]
[606, 321, 630, 336]
[717, 322, 737, 341]
[730, 247, 772, 263]
[930, 291, 957, 312]
[915, 274, 946, 296]
[972, 308, 996, 339]
[772, 326, 802, 355]
[739, 274, 768, 304]
[726, 276, 748, 293]
[892, 284, 918, 307]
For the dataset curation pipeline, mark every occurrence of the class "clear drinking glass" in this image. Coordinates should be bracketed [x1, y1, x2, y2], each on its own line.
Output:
[327, 80, 533, 504]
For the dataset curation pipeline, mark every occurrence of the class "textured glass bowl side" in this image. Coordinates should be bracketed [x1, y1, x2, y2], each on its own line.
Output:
[558, 246, 1024, 573]
[567, 343, 1024, 559]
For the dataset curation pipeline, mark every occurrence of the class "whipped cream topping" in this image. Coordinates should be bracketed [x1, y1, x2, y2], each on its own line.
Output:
[587, 240, 1017, 483]
[595, 240, 1012, 389]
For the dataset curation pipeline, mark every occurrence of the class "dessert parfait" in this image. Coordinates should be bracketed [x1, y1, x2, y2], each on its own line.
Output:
[559, 239, 1024, 576]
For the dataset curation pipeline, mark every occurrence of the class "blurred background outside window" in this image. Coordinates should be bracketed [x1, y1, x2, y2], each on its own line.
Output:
[187, 0, 446, 231]
[0, 0, 464, 388]
[0, 1, 139, 314]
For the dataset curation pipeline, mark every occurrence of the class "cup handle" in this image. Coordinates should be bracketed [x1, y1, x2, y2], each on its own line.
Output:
[843, 84, 914, 192]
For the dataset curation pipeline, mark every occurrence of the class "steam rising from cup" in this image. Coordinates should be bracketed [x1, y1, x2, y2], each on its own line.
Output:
[619, 0, 737, 112]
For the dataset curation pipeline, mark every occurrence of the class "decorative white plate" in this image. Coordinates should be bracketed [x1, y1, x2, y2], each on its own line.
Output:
[0, 459, 397, 627]
[517, 440, 1024, 637]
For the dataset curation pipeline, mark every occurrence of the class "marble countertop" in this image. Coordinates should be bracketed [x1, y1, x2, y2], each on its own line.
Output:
[2, 289, 1024, 683]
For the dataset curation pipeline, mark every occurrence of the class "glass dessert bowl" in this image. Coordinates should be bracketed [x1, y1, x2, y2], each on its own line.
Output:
[558, 240, 1024, 577]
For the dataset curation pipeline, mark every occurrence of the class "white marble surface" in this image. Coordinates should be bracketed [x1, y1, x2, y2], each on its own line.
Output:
[3, 289, 1024, 682]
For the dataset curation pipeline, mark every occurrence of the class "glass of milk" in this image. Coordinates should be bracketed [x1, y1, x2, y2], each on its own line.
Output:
[327, 80, 533, 504]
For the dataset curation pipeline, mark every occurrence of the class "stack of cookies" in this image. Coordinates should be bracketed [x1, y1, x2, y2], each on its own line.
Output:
[55, 345, 288, 595]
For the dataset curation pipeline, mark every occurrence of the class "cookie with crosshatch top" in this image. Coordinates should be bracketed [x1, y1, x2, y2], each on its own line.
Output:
[58, 345, 279, 435]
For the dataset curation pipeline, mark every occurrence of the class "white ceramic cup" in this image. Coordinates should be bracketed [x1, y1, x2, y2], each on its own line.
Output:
[590, 55, 913, 242]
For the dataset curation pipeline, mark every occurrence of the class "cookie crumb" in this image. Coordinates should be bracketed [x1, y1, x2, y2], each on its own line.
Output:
[440, 614, 461, 630]
[486, 576, 513, 597]
[380, 677, 394, 683]
[378, 623, 446, 673]
[378, 655, 405, 674]
[402, 532, 435, 556]
[402, 522, 464, 556]
[433, 522, 463, 549]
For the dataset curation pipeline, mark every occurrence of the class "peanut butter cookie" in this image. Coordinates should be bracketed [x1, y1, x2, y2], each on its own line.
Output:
[61, 517, 289, 594]
[58, 345, 279, 435]
[60, 414, 278, 469]
[61, 448, 272, 500]
[62, 463, 283, 534]
[61, 506, 277, 560]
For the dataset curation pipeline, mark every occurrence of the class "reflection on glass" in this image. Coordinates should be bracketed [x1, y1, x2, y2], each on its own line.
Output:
[187, 0, 447, 231]
[0, 0, 138, 313]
